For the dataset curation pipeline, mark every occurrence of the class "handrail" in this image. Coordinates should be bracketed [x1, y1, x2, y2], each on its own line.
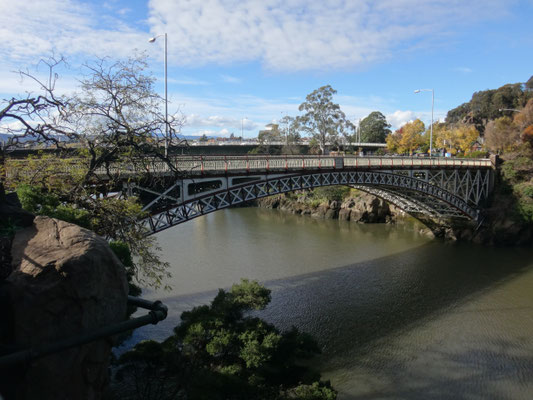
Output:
[0, 296, 167, 368]
[4, 155, 493, 179]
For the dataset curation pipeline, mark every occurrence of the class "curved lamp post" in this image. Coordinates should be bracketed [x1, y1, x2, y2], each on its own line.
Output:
[148, 33, 168, 157]
[415, 88, 434, 156]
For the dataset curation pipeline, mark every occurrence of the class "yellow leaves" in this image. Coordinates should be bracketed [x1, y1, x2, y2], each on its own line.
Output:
[434, 124, 479, 155]
[385, 131, 401, 153]
[398, 119, 425, 155]
[386, 119, 425, 154]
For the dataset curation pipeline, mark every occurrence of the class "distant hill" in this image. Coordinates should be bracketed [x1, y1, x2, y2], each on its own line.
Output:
[445, 76, 533, 132]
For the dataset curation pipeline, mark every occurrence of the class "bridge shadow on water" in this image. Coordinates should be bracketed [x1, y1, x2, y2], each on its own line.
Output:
[122, 240, 533, 400]
[257, 242, 533, 400]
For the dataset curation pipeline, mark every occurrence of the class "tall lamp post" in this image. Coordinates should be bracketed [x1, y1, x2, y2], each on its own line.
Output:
[414, 88, 434, 156]
[148, 33, 168, 157]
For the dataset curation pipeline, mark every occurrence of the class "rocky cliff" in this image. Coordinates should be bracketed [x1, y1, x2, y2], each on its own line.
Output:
[1, 214, 128, 400]
[256, 190, 403, 224]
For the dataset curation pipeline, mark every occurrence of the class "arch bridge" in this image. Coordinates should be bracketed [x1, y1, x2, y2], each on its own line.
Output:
[123, 155, 494, 235]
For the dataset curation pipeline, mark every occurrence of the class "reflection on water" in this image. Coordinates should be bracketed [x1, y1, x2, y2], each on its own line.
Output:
[124, 208, 533, 399]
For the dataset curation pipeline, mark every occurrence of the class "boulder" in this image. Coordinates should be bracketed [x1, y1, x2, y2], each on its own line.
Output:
[338, 208, 351, 221]
[6, 216, 128, 400]
[324, 208, 338, 219]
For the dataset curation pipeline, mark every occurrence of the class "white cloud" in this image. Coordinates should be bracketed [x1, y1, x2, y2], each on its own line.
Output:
[0, 0, 511, 72]
[185, 113, 259, 131]
[386, 110, 447, 130]
[148, 0, 508, 71]
[0, 0, 147, 66]
[387, 110, 417, 130]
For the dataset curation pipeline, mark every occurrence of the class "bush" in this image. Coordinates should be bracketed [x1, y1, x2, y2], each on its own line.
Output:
[115, 279, 336, 400]
[464, 150, 489, 158]
[311, 186, 350, 203]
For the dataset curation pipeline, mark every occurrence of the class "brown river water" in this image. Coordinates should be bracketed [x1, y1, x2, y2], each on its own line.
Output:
[121, 208, 533, 400]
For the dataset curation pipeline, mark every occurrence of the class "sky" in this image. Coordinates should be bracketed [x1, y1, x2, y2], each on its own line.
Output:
[1, 0, 532, 138]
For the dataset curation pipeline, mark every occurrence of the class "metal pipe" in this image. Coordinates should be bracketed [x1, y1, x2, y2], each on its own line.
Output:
[0, 296, 167, 368]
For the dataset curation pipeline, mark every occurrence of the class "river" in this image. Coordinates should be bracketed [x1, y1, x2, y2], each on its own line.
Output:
[122, 207, 533, 399]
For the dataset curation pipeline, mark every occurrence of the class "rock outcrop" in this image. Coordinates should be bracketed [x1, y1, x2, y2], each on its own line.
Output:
[4, 216, 128, 400]
[257, 191, 402, 224]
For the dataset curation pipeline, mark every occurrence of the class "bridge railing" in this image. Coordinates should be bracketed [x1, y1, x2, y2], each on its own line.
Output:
[5, 155, 492, 179]
[167, 155, 491, 173]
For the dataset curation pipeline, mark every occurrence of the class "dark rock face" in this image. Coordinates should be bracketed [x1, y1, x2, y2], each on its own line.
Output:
[257, 191, 400, 224]
[5, 216, 128, 400]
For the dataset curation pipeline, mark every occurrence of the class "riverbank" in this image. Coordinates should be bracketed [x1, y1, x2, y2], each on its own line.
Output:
[254, 181, 533, 246]
[254, 188, 437, 238]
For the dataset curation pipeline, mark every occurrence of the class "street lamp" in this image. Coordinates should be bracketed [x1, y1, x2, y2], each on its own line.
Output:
[148, 33, 168, 157]
[414, 88, 434, 156]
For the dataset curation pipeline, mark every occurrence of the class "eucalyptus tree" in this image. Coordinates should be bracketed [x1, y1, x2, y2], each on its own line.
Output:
[359, 111, 391, 143]
[297, 85, 351, 154]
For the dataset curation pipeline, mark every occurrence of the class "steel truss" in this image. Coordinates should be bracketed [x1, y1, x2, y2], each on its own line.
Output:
[136, 168, 492, 235]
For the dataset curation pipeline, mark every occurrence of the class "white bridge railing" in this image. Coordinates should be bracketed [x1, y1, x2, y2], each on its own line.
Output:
[111, 155, 492, 175]
[5, 155, 493, 179]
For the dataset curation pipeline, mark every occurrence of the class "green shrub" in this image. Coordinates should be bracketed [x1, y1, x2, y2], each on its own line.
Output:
[465, 150, 489, 158]
[115, 279, 335, 400]
[312, 186, 350, 202]
[16, 184, 59, 214]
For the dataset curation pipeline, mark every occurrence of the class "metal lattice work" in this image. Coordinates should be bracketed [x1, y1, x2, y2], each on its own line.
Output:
[138, 169, 492, 235]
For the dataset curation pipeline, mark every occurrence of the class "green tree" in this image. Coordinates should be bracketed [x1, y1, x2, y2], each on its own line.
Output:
[258, 124, 282, 145]
[359, 111, 391, 143]
[446, 80, 532, 131]
[297, 85, 351, 155]
[115, 279, 336, 400]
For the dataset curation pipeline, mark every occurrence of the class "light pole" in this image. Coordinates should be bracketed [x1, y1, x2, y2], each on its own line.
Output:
[415, 88, 434, 156]
[148, 33, 168, 157]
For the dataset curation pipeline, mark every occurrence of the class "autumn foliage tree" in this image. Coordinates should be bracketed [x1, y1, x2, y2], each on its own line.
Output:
[434, 124, 479, 155]
[514, 99, 533, 146]
[386, 119, 425, 155]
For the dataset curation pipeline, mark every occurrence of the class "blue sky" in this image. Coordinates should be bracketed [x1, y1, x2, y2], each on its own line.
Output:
[1, 0, 532, 138]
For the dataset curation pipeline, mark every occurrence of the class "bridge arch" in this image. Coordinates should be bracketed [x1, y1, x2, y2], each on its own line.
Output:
[139, 170, 484, 235]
